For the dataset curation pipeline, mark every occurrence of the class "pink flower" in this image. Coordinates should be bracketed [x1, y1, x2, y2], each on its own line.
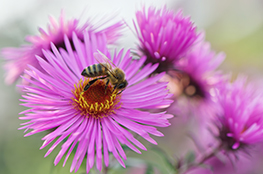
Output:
[19, 31, 173, 173]
[134, 6, 201, 73]
[1, 10, 123, 85]
[168, 41, 226, 119]
[216, 76, 263, 150]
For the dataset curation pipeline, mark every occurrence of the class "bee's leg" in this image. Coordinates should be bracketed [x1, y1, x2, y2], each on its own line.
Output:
[83, 76, 107, 92]
[104, 79, 110, 94]
[112, 85, 117, 93]
[117, 90, 124, 95]
[83, 79, 98, 91]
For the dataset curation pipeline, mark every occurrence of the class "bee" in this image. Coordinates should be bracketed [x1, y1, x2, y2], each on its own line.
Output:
[81, 50, 128, 94]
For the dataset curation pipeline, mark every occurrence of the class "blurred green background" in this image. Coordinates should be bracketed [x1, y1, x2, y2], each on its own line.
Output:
[1, 0, 263, 173]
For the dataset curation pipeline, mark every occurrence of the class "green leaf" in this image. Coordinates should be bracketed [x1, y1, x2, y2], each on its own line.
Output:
[185, 151, 196, 165]
[145, 164, 154, 174]
[125, 157, 146, 168]
[121, 144, 132, 152]
[149, 146, 175, 171]
[124, 157, 172, 174]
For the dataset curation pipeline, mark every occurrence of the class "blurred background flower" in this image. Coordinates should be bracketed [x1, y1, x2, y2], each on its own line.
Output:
[134, 6, 200, 74]
[2, 10, 123, 85]
[1, 0, 263, 173]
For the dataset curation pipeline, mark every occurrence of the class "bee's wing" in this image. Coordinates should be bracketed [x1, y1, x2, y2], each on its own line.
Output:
[93, 50, 117, 78]
[94, 50, 118, 67]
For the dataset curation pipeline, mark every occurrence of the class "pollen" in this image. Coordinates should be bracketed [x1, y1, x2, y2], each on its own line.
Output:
[71, 78, 121, 119]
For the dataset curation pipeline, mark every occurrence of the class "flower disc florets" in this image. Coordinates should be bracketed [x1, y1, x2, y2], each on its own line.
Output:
[72, 79, 120, 118]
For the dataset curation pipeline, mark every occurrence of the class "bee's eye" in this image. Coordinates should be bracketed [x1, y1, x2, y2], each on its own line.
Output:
[118, 83, 126, 89]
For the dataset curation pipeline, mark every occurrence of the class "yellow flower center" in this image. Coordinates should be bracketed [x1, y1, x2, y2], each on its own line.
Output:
[72, 78, 121, 118]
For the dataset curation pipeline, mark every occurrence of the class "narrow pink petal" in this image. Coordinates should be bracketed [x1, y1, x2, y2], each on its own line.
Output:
[87, 119, 97, 168]
[107, 117, 147, 151]
[102, 119, 125, 167]
[112, 115, 157, 145]
[128, 63, 158, 85]
[102, 124, 109, 166]
[54, 118, 88, 165]
[96, 120, 103, 171]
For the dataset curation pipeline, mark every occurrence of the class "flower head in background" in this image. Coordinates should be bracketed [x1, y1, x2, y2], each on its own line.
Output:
[215, 76, 263, 152]
[185, 76, 263, 173]
[1, 10, 124, 85]
[168, 41, 226, 119]
[134, 6, 201, 74]
[19, 31, 173, 173]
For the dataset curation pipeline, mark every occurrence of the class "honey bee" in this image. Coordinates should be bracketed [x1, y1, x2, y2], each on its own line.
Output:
[81, 50, 128, 94]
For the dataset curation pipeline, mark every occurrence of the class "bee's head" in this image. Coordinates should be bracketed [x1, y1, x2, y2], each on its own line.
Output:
[117, 80, 128, 90]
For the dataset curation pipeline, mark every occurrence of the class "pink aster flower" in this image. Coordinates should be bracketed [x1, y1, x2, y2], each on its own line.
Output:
[134, 6, 201, 73]
[168, 41, 226, 119]
[215, 76, 263, 151]
[182, 118, 257, 174]
[1, 10, 123, 85]
[19, 31, 173, 173]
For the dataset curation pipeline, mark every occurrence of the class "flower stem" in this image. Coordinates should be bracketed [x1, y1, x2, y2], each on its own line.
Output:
[102, 165, 108, 174]
[178, 143, 223, 174]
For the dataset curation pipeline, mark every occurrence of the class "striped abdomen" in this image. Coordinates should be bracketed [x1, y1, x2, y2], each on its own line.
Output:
[81, 63, 108, 77]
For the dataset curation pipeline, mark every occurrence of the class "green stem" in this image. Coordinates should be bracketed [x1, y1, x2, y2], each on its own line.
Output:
[102, 165, 108, 174]
[178, 143, 223, 174]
